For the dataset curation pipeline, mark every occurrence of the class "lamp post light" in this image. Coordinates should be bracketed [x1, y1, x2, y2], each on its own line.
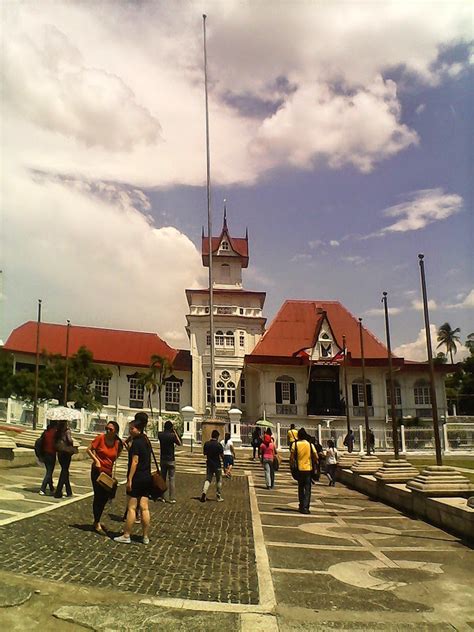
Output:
[358, 318, 371, 455]
[382, 292, 400, 459]
[418, 254, 442, 466]
[32, 299, 42, 430]
[63, 320, 71, 405]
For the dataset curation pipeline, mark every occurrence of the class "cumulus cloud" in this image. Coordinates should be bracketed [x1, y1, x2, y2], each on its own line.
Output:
[2, 164, 206, 348]
[364, 306, 403, 317]
[329, 240, 340, 247]
[375, 188, 463, 236]
[445, 289, 474, 310]
[411, 299, 438, 311]
[394, 325, 470, 361]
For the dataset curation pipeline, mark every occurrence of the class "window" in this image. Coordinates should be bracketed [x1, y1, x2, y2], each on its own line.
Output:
[239, 308, 244, 315]
[215, 330, 224, 346]
[386, 381, 402, 406]
[215, 371, 235, 407]
[224, 330, 234, 347]
[321, 343, 332, 357]
[414, 380, 431, 405]
[220, 240, 229, 251]
[352, 379, 373, 416]
[206, 331, 211, 346]
[206, 376, 211, 404]
[129, 377, 144, 409]
[239, 332, 245, 347]
[165, 377, 182, 412]
[275, 375, 297, 414]
[94, 378, 110, 405]
[240, 375, 246, 404]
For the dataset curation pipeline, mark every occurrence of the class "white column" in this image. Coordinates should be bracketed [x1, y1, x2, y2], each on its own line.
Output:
[358, 425, 364, 455]
[181, 406, 196, 446]
[400, 424, 406, 455]
[6, 398, 12, 424]
[41, 403, 48, 429]
[80, 408, 87, 434]
[442, 423, 450, 453]
[276, 421, 281, 449]
[228, 408, 242, 447]
[317, 424, 322, 445]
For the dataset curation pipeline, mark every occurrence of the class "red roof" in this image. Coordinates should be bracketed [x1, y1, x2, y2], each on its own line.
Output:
[247, 300, 393, 363]
[4, 322, 191, 370]
[202, 232, 249, 268]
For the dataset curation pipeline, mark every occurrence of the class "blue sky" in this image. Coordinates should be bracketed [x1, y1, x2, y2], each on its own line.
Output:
[1, 1, 472, 359]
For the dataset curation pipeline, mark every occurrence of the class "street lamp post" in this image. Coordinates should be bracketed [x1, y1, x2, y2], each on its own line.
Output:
[342, 334, 350, 435]
[418, 254, 443, 466]
[32, 299, 42, 430]
[63, 320, 71, 405]
[358, 318, 371, 455]
[382, 292, 400, 459]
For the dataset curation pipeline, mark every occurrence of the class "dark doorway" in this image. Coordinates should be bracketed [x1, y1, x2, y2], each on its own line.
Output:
[307, 366, 342, 415]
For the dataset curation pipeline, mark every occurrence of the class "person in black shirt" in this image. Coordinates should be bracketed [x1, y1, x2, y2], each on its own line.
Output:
[200, 429, 224, 503]
[114, 419, 153, 545]
[158, 420, 182, 503]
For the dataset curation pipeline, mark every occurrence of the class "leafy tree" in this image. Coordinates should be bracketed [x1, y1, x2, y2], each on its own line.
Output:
[0, 349, 14, 397]
[149, 354, 172, 420]
[465, 333, 474, 355]
[433, 352, 447, 366]
[437, 322, 461, 364]
[68, 347, 112, 411]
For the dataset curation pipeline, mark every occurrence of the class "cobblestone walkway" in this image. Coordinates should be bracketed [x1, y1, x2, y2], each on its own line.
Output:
[0, 469, 258, 604]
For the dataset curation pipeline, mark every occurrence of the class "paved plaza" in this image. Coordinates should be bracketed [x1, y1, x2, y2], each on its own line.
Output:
[0, 449, 473, 631]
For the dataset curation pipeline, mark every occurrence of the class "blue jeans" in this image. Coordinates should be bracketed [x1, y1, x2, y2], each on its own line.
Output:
[263, 460, 275, 488]
[55, 452, 72, 497]
[160, 460, 176, 500]
[41, 453, 56, 493]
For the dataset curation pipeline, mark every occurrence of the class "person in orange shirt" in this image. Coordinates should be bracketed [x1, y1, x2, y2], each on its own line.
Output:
[87, 421, 123, 534]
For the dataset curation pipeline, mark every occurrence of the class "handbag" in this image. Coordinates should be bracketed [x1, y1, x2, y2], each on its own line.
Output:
[290, 440, 300, 481]
[273, 452, 282, 471]
[97, 471, 118, 498]
[55, 437, 79, 455]
[147, 437, 167, 498]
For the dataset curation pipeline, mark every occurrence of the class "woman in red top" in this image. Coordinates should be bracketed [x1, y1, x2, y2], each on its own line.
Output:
[259, 428, 277, 489]
[87, 421, 122, 534]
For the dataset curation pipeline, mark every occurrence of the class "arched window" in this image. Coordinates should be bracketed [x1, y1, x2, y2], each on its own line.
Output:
[216, 380, 226, 404]
[414, 379, 431, 405]
[215, 371, 235, 406]
[215, 330, 224, 346]
[225, 330, 234, 347]
[275, 375, 297, 414]
[386, 380, 402, 406]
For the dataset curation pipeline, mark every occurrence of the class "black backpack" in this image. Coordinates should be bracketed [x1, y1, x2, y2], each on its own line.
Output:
[34, 432, 46, 462]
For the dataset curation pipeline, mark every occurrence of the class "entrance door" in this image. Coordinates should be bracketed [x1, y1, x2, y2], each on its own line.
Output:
[308, 366, 341, 415]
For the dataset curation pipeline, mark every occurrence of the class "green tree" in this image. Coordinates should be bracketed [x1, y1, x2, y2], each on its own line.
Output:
[149, 354, 172, 420]
[433, 351, 447, 366]
[68, 347, 112, 411]
[465, 333, 474, 355]
[0, 349, 14, 397]
[437, 322, 461, 364]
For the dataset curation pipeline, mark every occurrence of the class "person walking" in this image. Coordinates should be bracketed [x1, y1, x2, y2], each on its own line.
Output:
[39, 421, 57, 495]
[343, 428, 355, 453]
[158, 420, 182, 503]
[259, 430, 277, 489]
[200, 429, 224, 503]
[325, 439, 338, 486]
[287, 423, 298, 447]
[87, 421, 123, 534]
[54, 420, 76, 498]
[114, 418, 153, 545]
[290, 428, 318, 514]
[251, 427, 262, 460]
[368, 428, 375, 454]
[221, 432, 235, 478]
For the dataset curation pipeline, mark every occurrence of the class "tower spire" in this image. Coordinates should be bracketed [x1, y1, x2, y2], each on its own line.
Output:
[223, 199, 228, 231]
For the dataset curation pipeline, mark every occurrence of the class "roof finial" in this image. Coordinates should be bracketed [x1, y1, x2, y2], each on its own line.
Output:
[223, 199, 228, 231]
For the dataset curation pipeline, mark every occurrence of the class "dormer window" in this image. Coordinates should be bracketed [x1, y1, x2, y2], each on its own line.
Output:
[220, 240, 229, 251]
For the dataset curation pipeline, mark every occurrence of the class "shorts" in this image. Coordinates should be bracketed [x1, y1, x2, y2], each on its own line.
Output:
[223, 455, 234, 468]
[127, 477, 153, 499]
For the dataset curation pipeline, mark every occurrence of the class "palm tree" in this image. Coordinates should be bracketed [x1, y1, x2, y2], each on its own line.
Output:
[150, 354, 173, 420]
[437, 322, 461, 364]
[465, 333, 474, 355]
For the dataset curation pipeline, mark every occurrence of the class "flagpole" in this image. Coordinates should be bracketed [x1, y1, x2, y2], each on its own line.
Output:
[202, 14, 215, 418]
[32, 299, 42, 430]
[358, 318, 370, 455]
[63, 320, 71, 405]
[382, 292, 399, 459]
[342, 335, 350, 435]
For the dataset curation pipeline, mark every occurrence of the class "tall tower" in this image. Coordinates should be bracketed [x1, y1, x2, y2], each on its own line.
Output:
[186, 210, 266, 417]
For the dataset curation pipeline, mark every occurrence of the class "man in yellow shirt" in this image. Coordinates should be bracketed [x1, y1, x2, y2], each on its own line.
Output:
[290, 428, 318, 514]
[287, 424, 298, 447]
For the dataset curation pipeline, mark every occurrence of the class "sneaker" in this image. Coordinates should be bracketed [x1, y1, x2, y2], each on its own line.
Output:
[168, 499, 177, 504]
[157, 497, 166, 503]
[216, 496, 224, 503]
[142, 536, 150, 545]
[200, 493, 206, 503]
[114, 535, 131, 544]
[39, 490, 45, 496]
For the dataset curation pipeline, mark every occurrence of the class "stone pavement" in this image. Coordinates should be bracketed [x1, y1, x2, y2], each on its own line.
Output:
[0, 448, 473, 631]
